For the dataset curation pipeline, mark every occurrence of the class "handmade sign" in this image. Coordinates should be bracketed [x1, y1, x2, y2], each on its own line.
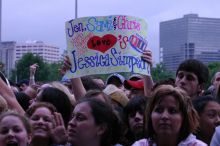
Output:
[64, 15, 150, 78]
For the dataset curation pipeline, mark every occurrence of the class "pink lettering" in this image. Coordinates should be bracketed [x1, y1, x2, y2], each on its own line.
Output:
[117, 16, 141, 31]
[71, 32, 94, 55]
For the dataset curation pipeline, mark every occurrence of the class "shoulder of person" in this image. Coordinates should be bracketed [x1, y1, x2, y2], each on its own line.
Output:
[210, 126, 220, 146]
[215, 126, 220, 134]
[178, 134, 207, 146]
[132, 138, 150, 146]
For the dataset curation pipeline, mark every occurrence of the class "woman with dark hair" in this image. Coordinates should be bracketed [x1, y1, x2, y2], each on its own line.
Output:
[31, 87, 73, 127]
[132, 85, 207, 146]
[193, 95, 220, 145]
[83, 89, 112, 106]
[67, 98, 121, 146]
[0, 111, 32, 146]
[123, 96, 147, 146]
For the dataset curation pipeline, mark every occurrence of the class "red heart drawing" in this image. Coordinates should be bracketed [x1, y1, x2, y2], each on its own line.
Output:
[87, 34, 117, 53]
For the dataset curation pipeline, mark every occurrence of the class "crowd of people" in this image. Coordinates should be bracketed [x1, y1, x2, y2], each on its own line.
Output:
[0, 49, 220, 146]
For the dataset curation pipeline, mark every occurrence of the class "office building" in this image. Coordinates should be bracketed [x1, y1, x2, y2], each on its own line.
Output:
[15, 41, 60, 63]
[0, 41, 16, 76]
[160, 14, 220, 71]
[0, 41, 61, 77]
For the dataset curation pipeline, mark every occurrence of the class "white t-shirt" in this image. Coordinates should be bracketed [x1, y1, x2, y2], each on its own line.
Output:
[132, 134, 207, 146]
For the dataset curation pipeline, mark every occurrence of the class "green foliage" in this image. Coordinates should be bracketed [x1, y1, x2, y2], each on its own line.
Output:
[101, 62, 220, 88]
[10, 53, 62, 82]
[151, 63, 175, 83]
[47, 62, 63, 81]
[95, 64, 175, 83]
[206, 62, 220, 88]
[150, 62, 220, 89]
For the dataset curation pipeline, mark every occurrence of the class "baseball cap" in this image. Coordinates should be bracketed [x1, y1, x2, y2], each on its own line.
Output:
[103, 84, 129, 107]
[128, 74, 143, 81]
[124, 79, 144, 90]
[106, 73, 125, 85]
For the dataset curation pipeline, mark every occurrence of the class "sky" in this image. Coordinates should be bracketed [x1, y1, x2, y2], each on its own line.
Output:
[2, 0, 220, 64]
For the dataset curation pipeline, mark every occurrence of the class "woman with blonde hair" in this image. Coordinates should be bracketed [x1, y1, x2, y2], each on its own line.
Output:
[132, 85, 207, 146]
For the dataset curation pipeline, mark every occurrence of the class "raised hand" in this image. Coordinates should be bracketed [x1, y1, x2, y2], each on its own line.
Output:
[141, 49, 152, 67]
[51, 112, 67, 145]
[60, 56, 72, 76]
[30, 63, 39, 77]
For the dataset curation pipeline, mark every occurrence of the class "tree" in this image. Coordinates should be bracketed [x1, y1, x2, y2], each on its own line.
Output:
[206, 62, 220, 88]
[151, 63, 175, 83]
[47, 62, 63, 81]
[0, 61, 5, 73]
[11, 53, 62, 82]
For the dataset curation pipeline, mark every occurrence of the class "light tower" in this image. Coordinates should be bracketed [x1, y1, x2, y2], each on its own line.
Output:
[75, 0, 78, 19]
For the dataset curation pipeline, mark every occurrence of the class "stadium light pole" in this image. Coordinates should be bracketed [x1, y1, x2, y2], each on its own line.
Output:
[75, 0, 78, 19]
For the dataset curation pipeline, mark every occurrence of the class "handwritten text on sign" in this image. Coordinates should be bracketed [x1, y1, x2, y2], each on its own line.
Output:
[65, 15, 149, 78]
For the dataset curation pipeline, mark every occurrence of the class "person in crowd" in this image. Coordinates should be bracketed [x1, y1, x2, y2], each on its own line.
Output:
[29, 63, 39, 86]
[0, 111, 32, 146]
[212, 70, 220, 89]
[123, 96, 147, 146]
[140, 50, 154, 97]
[151, 78, 175, 91]
[15, 91, 32, 111]
[14, 83, 39, 111]
[103, 84, 129, 109]
[91, 76, 105, 90]
[30, 81, 75, 107]
[84, 89, 127, 146]
[123, 74, 143, 98]
[84, 90, 127, 146]
[132, 85, 207, 146]
[128, 74, 143, 81]
[83, 89, 112, 106]
[206, 70, 220, 96]
[106, 73, 125, 89]
[26, 102, 67, 146]
[0, 76, 25, 114]
[216, 84, 220, 101]
[174, 59, 209, 99]
[50, 81, 76, 106]
[81, 76, 105, 91]
[67, 98, 121, 146]
[193, 95, 220, 145]
[30, 87, 73, 128]
[145, 58, 209, 99]
[17, 79, 29, 92]
[124, 79, 145, 99]
[61, 77, 72, 92]
[28, 63, 76, 106]
[0, 71, 10, 87]
[9, 80, 20, 93]
[23, 84, 39, 99]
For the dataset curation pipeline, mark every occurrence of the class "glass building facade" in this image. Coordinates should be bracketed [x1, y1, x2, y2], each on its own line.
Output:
[160, 14, 220, 71]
